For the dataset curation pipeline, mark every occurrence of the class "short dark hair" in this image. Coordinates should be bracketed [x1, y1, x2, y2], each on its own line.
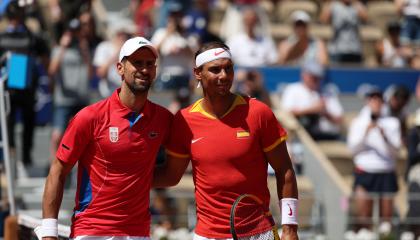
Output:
[6, 1, 25, 20]
[194, 41, 230, 61]
[393, 85, 410, 102]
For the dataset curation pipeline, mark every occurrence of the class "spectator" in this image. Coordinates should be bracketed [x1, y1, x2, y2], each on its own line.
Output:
[131, 0, 155, 39]
[219, 0, 271, 41]
[0, 1, 50, 170]
[347, 86, 401, 232]
[281, 61, 344, 140]
[155, 0, 191, 29]
[235, 70, 272, 107]
[383, 84, 411, 143]
[93, 22, 134, 98]
[278, 10, 328, 66]
[405, 110, 420, 238]
[226, 7, 277, 67]
[48, 15, 94, 164]
[182, 0, 223, 48]
[395, 0, 420, 48]
[320, 0, 368, 65]
[151, 8, 194, 111]
[48, 0, 93, 43]
[376, 21, 412, 68]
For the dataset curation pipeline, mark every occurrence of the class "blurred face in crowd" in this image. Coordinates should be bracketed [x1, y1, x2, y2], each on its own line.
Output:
[294, 21, 308, 39]
[367, 93, 383, 115]
[195, 58, 235, 97]
[118, 48, 157, 94]
[302, 72, 321, 91]
[243, 8, 258, 33]
[79, 11, 95, 38]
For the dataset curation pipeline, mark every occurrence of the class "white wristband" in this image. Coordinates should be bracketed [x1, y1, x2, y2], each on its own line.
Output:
[280, 198, 298, 225]
[40, 218, 58, 238]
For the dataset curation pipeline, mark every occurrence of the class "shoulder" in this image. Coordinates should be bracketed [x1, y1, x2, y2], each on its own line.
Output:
[284, 82, 304, 93]
[380, 116, 401, 128]
[247, 97, 273, 115]
[76, 98, 109, 121]
[150, 101, 174, 120]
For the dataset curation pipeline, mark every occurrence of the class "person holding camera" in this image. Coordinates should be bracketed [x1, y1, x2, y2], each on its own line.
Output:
[48, 12, 95, 164]
[0, 1, 50, 171]
[347, 86, 402, 234]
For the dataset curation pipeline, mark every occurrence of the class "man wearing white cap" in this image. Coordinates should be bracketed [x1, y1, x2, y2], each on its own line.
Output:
[37, 37, 173, 240]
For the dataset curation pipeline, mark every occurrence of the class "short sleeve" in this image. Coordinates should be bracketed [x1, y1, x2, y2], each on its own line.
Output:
[257, 102, 288, 152]
[56, 108, 94, 164]
[165, 111, 192, 158]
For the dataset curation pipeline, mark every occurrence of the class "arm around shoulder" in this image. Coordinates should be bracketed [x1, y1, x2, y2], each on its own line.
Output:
[153, 153, 190, 188]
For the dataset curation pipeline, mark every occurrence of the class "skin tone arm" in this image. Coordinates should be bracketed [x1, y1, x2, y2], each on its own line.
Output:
[319, 1, 332, 24]
[394, 0, 405, 15]
[42, 157, 75, 240]
[353, 1, 368, 22]
[266, 141, 299, 240]
[153, 154, 190, 188]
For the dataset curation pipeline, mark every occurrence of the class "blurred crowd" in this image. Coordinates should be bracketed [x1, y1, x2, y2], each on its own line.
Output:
[0, 0, 419, 239]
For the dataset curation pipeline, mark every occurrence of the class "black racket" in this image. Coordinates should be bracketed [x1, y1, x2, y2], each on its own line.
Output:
[230, 194, 280, 240]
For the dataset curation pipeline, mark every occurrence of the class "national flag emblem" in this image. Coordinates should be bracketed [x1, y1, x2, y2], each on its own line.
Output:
[109, 127, 119, 143]
[236, 130, 250, 138]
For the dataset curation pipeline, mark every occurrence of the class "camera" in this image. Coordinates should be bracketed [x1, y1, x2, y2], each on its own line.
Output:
[370, 113, 379, 122]
[68, 18, 81, 32]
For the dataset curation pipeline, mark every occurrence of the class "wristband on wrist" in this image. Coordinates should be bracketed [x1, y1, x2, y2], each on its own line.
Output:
[280, 198, 298, 225]
[41, 218, 58, 238]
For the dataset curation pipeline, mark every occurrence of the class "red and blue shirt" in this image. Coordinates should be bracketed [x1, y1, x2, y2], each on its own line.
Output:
[56, 89, 173, 237]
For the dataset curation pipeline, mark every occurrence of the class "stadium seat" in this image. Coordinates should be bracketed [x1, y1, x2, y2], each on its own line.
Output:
[367, 1, 399, 32]
[276, 0, 319, 23]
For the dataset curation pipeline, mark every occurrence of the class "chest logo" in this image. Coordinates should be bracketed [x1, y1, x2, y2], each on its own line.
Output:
[109, 127, 119, 143]
[148, 131, 159, 139]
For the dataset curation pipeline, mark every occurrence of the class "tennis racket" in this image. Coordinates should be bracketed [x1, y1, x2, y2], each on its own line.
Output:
[230, 194, 280, 240]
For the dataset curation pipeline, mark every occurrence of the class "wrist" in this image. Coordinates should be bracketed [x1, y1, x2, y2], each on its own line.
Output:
[280, 198, 299, 226]
[35, 218, 58, 239]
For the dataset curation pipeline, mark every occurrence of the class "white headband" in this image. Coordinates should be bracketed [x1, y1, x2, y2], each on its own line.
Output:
[195, 48, 232, 67]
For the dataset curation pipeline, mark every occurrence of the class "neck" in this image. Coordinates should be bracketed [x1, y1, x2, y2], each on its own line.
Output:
[119, 85, 148, 113]
[202, 93, 236, 118]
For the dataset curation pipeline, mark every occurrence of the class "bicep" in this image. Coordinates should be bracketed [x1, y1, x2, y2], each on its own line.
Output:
[265, 141, 293, 173]
[165, 154, 190, 178]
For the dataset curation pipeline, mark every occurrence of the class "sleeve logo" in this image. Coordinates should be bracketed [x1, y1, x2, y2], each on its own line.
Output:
[109, 127, 119, 143]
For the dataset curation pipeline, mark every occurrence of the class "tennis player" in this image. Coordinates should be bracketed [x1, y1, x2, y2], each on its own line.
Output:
[153, 42, 299, 240]
[37, 37, 173, 239]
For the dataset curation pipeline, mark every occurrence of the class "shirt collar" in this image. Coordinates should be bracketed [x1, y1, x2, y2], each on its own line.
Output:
[110, 88, 152, 118]
[190, 94, 247, 119]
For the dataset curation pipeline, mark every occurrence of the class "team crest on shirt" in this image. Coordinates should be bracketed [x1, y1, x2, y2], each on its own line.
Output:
[109, 127, 119, 143]
[236, 130, 250, 139]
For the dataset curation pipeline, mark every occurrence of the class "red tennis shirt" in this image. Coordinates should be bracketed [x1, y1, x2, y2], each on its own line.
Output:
[167, 95, 287, 238]
[56, 89, 173, 237]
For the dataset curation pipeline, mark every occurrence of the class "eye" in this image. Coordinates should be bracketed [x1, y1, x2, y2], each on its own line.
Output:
[208, 66, 221, 74]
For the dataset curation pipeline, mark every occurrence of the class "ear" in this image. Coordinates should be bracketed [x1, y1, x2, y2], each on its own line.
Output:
[117, 62, 124, 76]
[193, 67, 202, 82]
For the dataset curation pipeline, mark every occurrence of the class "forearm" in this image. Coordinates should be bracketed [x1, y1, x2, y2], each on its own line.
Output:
[152, 167, 181, 188]
[48, 48, 66, 76]
[42, 173, 66, 219]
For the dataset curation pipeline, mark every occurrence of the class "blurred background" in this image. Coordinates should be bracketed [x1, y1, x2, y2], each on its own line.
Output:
[0, 0, 419, 239]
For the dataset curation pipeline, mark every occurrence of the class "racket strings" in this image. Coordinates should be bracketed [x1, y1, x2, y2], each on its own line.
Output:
[233, 199, 275, 240]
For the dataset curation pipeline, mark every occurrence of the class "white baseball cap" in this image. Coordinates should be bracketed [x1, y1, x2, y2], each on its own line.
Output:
[118, 36, 158, 62]
[291, 10, 311, 23]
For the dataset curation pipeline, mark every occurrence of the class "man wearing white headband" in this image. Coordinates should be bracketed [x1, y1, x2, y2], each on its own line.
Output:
[37, 37, 173, 240]
[154, 41, 299, 239]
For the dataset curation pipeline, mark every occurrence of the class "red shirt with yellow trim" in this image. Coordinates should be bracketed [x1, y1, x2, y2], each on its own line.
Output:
[56, 89, 173, 237]
[167, 95, 287, 238]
